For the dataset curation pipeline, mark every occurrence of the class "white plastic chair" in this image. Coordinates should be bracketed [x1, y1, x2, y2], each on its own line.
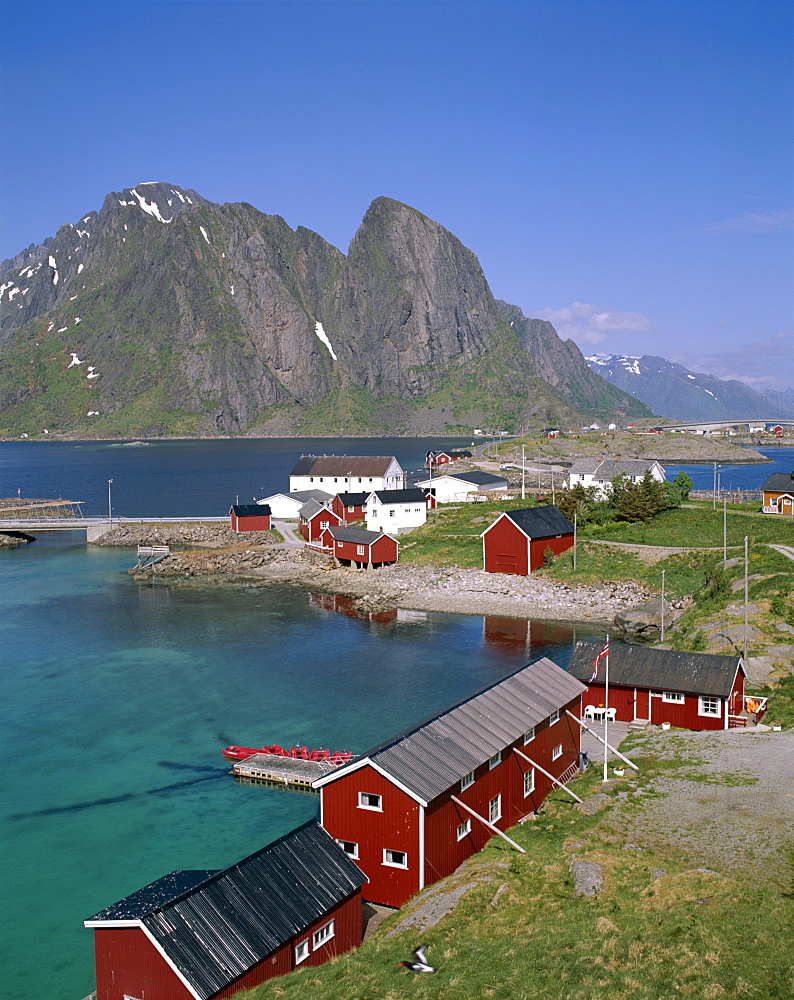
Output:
[605, 707, 617, 722]
[583, 705, 596, 720]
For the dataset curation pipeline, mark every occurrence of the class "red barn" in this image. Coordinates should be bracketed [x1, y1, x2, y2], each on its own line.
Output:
[314, 658, 587, 908]
[84, 821, 367, 1000]
[229, 504, 271, 532]
[322, 525, 399, 568]
[298, 499, 342, 542]
[482, 505, 574, 575]
[330, 491, 370, 524]
[567, 643, 756, 730]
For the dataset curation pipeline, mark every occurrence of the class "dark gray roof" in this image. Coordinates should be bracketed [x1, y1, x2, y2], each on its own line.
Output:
[315, 657, 587, 805]
[567, 642, 742, 698]
[445, 471, 508, 488]
[298, 499, 328, 519]
[369, 488, 428, 504]
[291, 455, 399, 477]
[570, 458, 662, 480]
[87, 821, 366, 1000]
[336, 492, 370, 506]
[230, 504, 271, 517]
[761, 472, 794, 493]
[285, 489, 334, 503]
[327, 526, 393, 545]
[499, 505, 574, 538]
[87, 871, 218, 920]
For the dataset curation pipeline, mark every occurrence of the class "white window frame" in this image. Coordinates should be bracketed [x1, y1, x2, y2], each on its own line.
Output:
[295, 938, 310, 964]
[488, 751, 501, 770]
[383, 848, 408, 868]
[312, 919, 335, 950]
[460, 769, 475, 791]
[662, 691, 685, 703]
[523, 768, 535, 797]
[549, 709, 560, 726]
[523, 726, 535, 744]
[358, 792, 382, 811]
[551, 744, 563, 761]
[456, 819, 471, 841]
[356, 544, 365, 555]
[489, 794, 502, 823]
[336, 839, 359, 858]
[698, 695, 721, 717]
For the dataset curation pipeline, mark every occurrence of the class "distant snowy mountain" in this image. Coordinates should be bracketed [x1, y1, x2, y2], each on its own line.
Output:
[585, 353, 793, 422]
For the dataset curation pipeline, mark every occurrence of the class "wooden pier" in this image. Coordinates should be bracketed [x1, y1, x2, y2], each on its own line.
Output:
[231, 753, 340, 793]
[136, 545, 170, 570]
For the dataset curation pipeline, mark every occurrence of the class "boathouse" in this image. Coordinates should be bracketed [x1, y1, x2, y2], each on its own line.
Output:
[229, 504, 271, 532]
[84, 821, 367, 1000]
[314, 657, 587, 908]
[482, 505, 574, 575]
[322, 525, 399, 568]
[298, 500, 342, 543]
[566, 643, 755, 730]
[761, 471, 794, 515]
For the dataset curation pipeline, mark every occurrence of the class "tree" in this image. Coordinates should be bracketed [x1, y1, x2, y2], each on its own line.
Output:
[674, 471, 693, 499]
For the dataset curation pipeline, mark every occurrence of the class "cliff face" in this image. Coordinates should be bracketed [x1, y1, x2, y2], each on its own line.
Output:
[0, 185, 649, 437]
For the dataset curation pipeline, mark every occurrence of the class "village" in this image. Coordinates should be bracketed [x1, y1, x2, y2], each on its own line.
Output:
[83, 449, 794, 1000]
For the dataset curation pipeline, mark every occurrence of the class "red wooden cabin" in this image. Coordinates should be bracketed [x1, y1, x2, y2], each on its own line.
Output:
[229, 504, 271, 532]
[298, 499, 342, 542]
[330, 491, 370, 524]
[322, 525, 399, 568]
[761, 471, 794, 515]
[567, 643, 753, 730]
[482, 506, 574, 575]
[85, 822, 366, 1000]
[314, 658, 587, 908]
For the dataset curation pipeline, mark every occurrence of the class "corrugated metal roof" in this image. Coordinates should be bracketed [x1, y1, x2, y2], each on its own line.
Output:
[291, 455, 400, 477]
[500, 506, 574, 538]
[567, 642, 742, 698]
[88, 871, 218, 920]
[87, 822, 366, 1000]
[317, 658, 587, 804]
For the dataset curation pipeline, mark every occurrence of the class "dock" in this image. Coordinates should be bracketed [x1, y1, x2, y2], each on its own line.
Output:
[231, 753, 340, 793]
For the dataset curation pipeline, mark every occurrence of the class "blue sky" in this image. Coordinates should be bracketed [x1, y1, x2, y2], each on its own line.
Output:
[2, 0, 792, 389]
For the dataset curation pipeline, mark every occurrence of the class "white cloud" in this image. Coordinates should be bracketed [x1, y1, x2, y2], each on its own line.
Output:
[686, 332, 794, 392]
[706, 209, 794, 234]
[533, 301, 651, 344]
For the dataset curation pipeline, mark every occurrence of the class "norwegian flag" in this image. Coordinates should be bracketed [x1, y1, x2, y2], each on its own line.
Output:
[590, 638, 609, 681]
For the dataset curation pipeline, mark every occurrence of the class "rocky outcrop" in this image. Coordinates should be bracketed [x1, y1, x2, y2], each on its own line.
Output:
[614, 597, 677, 642]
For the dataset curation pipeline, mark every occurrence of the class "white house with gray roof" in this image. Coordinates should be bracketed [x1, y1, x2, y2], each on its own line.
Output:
[567, 458, 665, 496]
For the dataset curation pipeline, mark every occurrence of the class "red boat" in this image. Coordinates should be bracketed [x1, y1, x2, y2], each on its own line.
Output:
[222, 744, 352, 765]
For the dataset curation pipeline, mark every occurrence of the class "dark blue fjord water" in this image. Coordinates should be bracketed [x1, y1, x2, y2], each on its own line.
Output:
[0, 439, 788, 1000]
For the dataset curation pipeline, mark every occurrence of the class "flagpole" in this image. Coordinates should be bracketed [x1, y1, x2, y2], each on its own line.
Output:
[603, 636, 610, 782]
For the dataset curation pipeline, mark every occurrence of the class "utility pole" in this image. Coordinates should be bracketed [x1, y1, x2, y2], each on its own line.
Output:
[660, 569, 665, 643]
[743, 536, 749, 662]
[573, 511, 577, 571]
[107, 479, 113, 525]
[713, 462, 717, 510]
[723, 498, 727, 567]
[521, 444, 525, 501]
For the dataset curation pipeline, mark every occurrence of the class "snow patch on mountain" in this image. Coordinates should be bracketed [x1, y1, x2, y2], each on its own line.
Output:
[314, 321, 337, 360]
[129, 188, 172, 224]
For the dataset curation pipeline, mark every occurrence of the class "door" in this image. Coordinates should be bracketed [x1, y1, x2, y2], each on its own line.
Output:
[634, 688, 650, 722]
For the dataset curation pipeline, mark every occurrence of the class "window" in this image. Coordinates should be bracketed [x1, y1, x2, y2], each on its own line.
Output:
[312, 920, 335, 949]
[389, 509, 395, 517]
[523, 726, 535, 744]
[489, 751, 501, 770]
[383, 849, 408, 868]
[662, 691, 685, 703]
[358, 792, 382, 810]
[489, 794, 502, 823]
[320, 521, 329, 530]
[460, 769, 475, 791]
[523, 768, 535, 797]
[699, 696, 720, 717]
[549, 709, 560, 726]
[357, 544, 365, 555]
[295, 939, 309, 964]
[336, 840, 359, 858]
[456, 819, 471, 841]
[348, 505, 355, 512]
[551, 744, 563, 761]
[336, 540, 343, 548]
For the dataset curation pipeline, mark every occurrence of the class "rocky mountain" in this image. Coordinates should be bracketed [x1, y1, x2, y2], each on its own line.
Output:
[0, 184, 651, 438]
[585, 353, 791, 422]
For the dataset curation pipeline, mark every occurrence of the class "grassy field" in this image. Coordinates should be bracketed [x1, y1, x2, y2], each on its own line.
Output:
[235, 750, 794, 1000]
[578, 505, 794, 547]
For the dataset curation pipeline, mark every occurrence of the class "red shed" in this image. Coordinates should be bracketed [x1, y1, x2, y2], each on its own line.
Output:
[229, 504, 271, 532]
[84, 821, 366, 1000]
[482, 505, 574, 575]
[323, 525, 399, 568]
[314, 658, 587, 908]
[298, 499, 342, 542]
[331, 491, 371, 524]
[567, 643, 754, 730]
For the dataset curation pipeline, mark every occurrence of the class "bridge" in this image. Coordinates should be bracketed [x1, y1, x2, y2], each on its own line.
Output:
[653, 418, 794, 433]
[0, 515, 227, 541]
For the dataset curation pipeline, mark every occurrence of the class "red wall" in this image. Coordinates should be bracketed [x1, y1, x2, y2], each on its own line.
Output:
[332, 535, 398, 565]
[321, 764, 420, 907]
[303, 510, 342, 542]
[483, 516, 573, 575]
[231, 512, 271, 532]
[331, 496, 366, 523]
[528, 533, 574, 572]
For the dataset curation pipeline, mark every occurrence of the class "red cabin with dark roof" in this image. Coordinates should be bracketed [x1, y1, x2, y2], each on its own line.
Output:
[331, 492, 370, 524]
[298, 500, 342, 542]
[322, 526, 399, 568]
[482, 506, 574, 575]
[229, 504, 271, 532]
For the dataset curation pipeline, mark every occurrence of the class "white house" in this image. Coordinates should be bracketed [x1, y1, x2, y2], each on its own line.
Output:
[415, 470, 508, 504]
[567, 458, 666, 496]
[365, 489, 430, 534]
[257, 490, 333, 519]
[289, 455, 405, 493]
